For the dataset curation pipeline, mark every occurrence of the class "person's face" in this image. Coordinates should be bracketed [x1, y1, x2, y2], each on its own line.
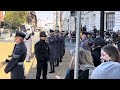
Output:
[87, 34, 91, 38]
[100, 49, 111, 61]
[81, 34, 86, 39]
[14, 36, 19, 42]
[40, 37, 46, 40]
[14, 36, 22, 44]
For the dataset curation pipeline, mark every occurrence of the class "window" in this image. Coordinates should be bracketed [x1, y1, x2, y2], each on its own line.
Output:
[106, 12, 115, 31]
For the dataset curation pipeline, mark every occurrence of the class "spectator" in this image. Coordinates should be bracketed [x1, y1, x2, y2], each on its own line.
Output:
[65, 47, 95, 79]
[91, 44, 120, 79]
[91, 37, 105, 67]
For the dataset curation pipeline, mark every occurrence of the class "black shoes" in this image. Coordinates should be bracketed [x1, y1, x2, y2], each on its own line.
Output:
[54, 64, 59, 67]
[59, 60, 62, 62]
[49, 71, 55, 73]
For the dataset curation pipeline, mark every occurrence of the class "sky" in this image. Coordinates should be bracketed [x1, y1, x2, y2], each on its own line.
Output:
[35, 11, 55, 28]
[35, 11, 54, 21]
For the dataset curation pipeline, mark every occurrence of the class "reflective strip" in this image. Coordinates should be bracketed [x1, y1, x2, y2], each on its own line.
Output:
[13, 54, 20, 58]
[17, 62, 23, 65]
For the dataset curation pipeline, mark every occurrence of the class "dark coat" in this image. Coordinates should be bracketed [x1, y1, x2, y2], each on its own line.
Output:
[4, 42, 27, 79]
[91, 47, 102, 67]
[59, 35, 64, 57]
[47, 35, 55, 63]
[54, 35, 60, 59]
[65, 68, 89, 79]
[80, 38, 90, 51]
[35, 40, 50, 65]
[62, 34, 66, 56]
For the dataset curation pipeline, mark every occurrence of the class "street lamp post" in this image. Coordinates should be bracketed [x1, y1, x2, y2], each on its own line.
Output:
[74, 11, 81, 79]
[100, 11, 104, 39]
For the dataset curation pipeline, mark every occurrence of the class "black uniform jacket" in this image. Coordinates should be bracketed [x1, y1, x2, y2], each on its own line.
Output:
[35, 40, 50, 63]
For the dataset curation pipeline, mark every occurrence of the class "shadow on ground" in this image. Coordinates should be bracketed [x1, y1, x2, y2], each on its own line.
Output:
[30, 52, 35, 59]
[26, 67, 36, 79]
[25, 52, 36, 79]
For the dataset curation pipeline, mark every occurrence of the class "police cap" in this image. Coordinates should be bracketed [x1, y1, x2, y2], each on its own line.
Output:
[40, 31, 47, 37]
[87, 32, 92, 35]
[50, 29, 54, 33]
[82, 31, 88, 35]
[55, 30, 59, 33]
[15, 31, 26, 38]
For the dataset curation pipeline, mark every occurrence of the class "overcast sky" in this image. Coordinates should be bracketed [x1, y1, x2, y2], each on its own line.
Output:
[35, 11, 54, 22]
[35, 11, 55, 28]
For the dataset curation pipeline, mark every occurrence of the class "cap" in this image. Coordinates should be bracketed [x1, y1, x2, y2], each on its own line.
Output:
[91, 61, 120, 79]
[40, 31, 47, 37]
[82, 31, 88, 35]
[15, 31, 26, 38]
[87, 32, 92, 35]
[55, 30, 59, 33]
[50, 29, 54, 33]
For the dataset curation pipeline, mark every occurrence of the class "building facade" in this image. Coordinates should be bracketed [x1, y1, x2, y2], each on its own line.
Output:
[62, 11, 120, 32]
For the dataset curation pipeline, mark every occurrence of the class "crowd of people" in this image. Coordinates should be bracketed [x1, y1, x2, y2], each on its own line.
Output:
[4, 28, 67, 79]
[63, 28, 120, 79]
[3, 26, 120, 79]
[34, 29, 66, 79]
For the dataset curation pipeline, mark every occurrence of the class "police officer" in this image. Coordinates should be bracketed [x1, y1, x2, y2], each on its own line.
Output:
[54, 30, 60, 66]
[80, 31, 90, 51]
[93, 26, 97, 38]
[59, 31, 65, 62]
[47, 29, 55, 73]
[35, 31, 50, 79]
[87, 32, 94, 51]
[61, 31, 66, 56]
[4, 31, 27, 79]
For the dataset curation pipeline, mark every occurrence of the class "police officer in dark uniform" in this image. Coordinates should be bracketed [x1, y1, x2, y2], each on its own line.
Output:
[54, 30, 60, 66]
[59, 31, 65, 62]
[93, 26, 97, 38]
[61, 31, 66, 56]
[47, 29, 55, 73]
[80, 31, 90, 51]
[4, 31, 27, 79]
[87, 32, 94, 51]
[35, 31, 50, 79]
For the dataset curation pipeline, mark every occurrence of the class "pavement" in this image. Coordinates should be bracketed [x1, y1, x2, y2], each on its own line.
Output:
[0, 42, 35, 79]
[26, 38, 75, 79]
[0, 33, 75, 79]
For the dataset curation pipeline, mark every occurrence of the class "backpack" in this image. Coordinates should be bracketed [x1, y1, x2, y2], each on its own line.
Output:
[65, 69, 89, 79]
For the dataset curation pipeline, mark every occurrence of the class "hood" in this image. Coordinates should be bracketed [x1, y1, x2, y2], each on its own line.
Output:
[80, 64, 95, 71]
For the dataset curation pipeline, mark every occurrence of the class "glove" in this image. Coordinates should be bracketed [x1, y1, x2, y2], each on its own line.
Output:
[5, 59, 10, 63]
